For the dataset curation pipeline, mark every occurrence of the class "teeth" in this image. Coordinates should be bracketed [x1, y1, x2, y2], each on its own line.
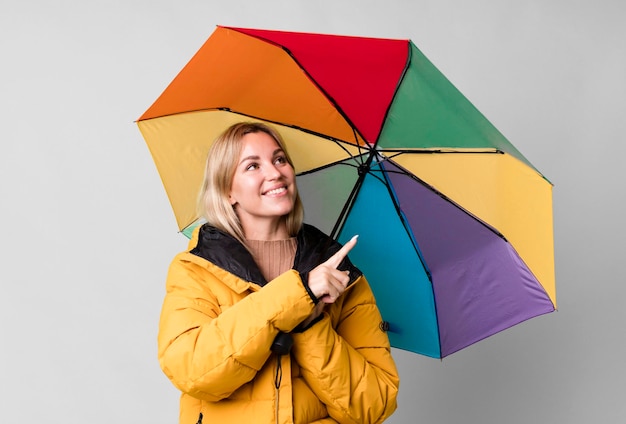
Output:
[266, 187, 286, 195]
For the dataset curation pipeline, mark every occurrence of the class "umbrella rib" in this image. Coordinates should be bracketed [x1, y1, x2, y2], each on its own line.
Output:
[382, 149, 504, 156]
[328, 151, 377, 239]
[209, 108, 370, 153]
[209, 26, 367, 139]
[376, 162, 433, 282]
[270, 46, 370, 145]
[297, 159, 362, 177]
[371, 40, 412, 149]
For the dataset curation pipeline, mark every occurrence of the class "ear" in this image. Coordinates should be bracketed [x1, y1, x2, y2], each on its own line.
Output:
[229, 193, 237, 206]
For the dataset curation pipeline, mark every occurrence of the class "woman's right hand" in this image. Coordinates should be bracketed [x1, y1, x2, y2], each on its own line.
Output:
[307, 235, 358, 305]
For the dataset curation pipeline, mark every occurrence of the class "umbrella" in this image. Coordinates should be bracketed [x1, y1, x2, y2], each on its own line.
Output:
[137, 26, 556, 359]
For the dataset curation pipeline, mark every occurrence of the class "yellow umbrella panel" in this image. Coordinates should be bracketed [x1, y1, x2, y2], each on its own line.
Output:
[137, 110, 362, 232]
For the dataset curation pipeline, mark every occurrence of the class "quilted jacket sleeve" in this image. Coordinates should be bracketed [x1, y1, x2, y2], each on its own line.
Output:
[157, 254, 315, 402]
[291, 275, 400, 424]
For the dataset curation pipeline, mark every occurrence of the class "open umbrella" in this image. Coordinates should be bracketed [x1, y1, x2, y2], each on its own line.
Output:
[137, 26, 556, 359]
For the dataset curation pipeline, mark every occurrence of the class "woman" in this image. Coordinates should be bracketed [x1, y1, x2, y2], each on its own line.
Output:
[158, 122, 399, 424]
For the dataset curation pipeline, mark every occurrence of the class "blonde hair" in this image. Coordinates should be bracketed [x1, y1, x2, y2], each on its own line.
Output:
[197, 122, 304, 244]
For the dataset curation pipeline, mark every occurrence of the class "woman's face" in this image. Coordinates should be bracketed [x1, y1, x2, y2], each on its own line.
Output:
[229, 131, 296, 236]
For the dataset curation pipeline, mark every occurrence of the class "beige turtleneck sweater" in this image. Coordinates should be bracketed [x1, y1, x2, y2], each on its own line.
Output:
[246, 238, 297, 282]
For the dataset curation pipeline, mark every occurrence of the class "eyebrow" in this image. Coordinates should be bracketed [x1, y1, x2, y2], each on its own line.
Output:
[238, 148, 284, 166]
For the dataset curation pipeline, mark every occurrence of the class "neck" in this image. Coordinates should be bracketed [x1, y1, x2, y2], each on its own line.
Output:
[241, 217, 289, 241]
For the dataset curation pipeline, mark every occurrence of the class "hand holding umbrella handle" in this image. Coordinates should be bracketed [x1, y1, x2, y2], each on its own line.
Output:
[307, 235, 358, 304]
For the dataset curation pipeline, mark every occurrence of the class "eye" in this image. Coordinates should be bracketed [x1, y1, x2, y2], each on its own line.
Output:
[274, 155, 287, 165]
[245, 162, 259, 171]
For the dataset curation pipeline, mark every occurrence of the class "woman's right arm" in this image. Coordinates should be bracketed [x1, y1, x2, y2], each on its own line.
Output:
[157, 254, 315, 402]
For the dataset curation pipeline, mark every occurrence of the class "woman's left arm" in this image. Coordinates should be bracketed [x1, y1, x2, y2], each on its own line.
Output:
[291, 276, 400, 424]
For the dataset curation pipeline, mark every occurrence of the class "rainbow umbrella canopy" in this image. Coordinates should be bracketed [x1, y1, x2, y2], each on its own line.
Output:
[137, 26, 556, 359]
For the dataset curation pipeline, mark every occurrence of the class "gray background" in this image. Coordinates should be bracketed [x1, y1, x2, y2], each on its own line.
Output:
[1, 0, 624, 422]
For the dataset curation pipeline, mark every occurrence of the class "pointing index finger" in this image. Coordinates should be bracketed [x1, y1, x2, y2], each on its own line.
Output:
[325, 235, 358, 269]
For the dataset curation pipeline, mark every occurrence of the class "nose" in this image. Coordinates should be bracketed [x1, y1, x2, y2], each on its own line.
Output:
[264, 164, 282, 180]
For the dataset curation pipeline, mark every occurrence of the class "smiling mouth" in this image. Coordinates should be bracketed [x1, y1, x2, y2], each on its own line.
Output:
[264, 187, 287, 196]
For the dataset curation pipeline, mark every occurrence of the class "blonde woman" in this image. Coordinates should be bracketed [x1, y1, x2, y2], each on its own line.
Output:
[158, 122, 399, 424]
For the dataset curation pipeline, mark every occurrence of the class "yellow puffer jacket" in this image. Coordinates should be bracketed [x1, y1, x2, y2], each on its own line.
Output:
[158, 224, 399, 424]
